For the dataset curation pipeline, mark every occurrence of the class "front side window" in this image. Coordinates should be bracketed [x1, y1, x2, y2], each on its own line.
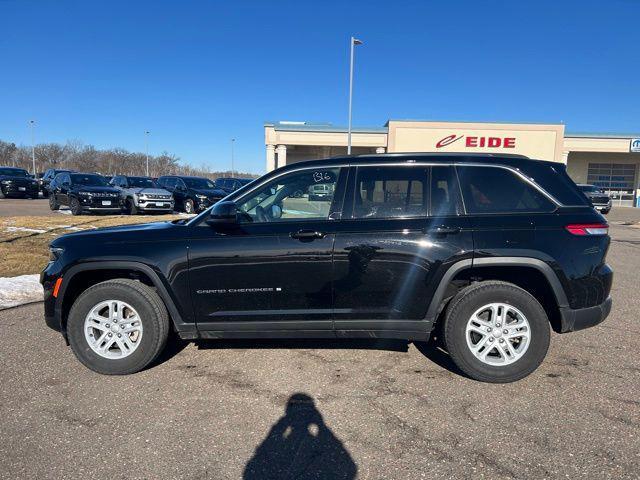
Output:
[353, 166, 428, 219]
[457, 166, 555, 214]
[237, 168, 340, 223]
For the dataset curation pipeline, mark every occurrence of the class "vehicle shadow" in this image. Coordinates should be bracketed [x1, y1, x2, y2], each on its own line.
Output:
[243, 392, 357, 479]
[195, 337, 466, 377]
[196, 337, 410, 353]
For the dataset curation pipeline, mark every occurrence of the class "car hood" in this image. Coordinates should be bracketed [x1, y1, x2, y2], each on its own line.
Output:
[51, 220, 186, 248]
[129, 187, 172, 196]
[72, 185, 120, 194]
[193, 188, 226, 197]
[0, 175, 36, 182]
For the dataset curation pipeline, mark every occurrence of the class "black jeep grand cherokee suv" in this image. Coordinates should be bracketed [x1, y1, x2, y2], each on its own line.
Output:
[49, 172, 122, 215]
[41, 154, 612, 382]
[0, 166, 40, 198]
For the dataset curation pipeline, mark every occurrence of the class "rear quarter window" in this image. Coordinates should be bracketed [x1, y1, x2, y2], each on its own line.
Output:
[517, 162, 589, 206]
[457, 166, 556, 214]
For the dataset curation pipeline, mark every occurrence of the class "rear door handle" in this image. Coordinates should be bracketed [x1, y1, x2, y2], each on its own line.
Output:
[290, 230, 326, 240]
[429, 226, 461, 235]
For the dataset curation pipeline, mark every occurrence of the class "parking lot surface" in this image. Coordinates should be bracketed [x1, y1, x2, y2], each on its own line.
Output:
[1, 224, 639, 479]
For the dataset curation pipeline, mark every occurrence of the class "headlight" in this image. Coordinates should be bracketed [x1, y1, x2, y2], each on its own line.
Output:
[49, 247, 64, 262]
[79, 191, 93, 196]
[1, 180, 11, 184]
[196, 194, 208, 200]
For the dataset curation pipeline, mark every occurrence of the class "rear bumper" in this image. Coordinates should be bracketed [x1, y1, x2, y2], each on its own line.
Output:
[559, 296, 612, 333]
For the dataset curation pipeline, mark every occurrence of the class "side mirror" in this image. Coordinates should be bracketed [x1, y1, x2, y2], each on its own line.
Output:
[207, 201, 238, 225]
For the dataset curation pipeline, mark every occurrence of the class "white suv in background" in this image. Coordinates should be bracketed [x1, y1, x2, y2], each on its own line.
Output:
[110, 175, 174, 214]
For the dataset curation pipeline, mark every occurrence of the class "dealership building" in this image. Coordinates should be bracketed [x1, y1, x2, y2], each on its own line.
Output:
[265, 120, 640, 206]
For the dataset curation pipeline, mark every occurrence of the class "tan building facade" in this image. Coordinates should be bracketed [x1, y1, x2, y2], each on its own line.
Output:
[265, 120, 640, 206]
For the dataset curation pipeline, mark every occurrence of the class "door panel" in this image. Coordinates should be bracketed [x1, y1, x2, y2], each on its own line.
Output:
[332, 217, 473, 326]
[333, 164, 473, 333]
[189, 221, 336, 329]
[188, 166, 346, 332]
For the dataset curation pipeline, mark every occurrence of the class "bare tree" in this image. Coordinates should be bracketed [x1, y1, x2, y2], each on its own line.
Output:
[0, 137, 259, 180]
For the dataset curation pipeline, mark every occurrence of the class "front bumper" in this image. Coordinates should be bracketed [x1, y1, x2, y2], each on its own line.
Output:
[136, 198, 174, 211]
[559, 296, 612, 333]
[1, 183, 39, 196]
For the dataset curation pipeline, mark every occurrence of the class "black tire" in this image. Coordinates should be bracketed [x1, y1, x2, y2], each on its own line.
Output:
[49, 194, 60, 210]
[67, 279, 170, 375]
[443, 281, 550, 383]
[42, 190, 49, 198]
[126, 198, 138, 215]
[184, 198, 195, 214]
[70, 197, 82, 215]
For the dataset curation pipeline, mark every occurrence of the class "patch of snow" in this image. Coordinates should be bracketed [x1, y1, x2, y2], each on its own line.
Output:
[0, 274, 44, 310]
[5, 226, 47, 234]
[55, 209, 72, 215]
[65, 226, 85, 231]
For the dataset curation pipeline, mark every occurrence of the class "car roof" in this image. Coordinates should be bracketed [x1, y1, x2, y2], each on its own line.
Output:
[277, 153, 560, 171]
[0, 166, 27, 170]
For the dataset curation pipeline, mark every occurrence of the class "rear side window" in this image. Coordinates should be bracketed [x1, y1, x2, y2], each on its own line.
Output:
[457, 166, 556, 214]
[517, 162, 589, 206]
[353, 166, 428, 219]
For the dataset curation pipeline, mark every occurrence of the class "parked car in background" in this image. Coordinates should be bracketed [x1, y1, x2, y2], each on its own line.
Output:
[157, 175, 226, 213]
[214, 177, 254, 194]
[308, 182, 335, 201]
[49, 172, 122, 215]
[109, 175, 174, 214]
[577, 184, 612, 214]
[41, 168, 75, 198]
[0, 166, 40, 199]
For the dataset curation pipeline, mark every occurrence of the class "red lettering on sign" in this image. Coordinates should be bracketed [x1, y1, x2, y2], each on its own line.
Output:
[466, 136, 478, 147]
[435, 134, 464, 148]
[438, 134, 517, 149]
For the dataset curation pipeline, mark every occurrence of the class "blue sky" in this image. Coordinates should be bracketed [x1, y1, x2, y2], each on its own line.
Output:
[0, 0, 638, 173]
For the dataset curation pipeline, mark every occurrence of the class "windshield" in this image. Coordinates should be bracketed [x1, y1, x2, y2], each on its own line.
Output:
[0, 168, 28, 177]
[71, 174, 108, 186]
[128, 177, 156, 188]
[238, 178, 253, 185]
[579, 185, 603, 193]
[184, 177, 215, 189]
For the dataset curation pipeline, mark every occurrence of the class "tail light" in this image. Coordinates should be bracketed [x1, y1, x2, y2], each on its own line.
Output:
[565, 223, 609, 236]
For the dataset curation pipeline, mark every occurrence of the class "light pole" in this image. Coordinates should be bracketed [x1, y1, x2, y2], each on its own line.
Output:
[29, 120, 36, 174]
[347, 36, 363, 155]
[231, 138, 235, 177]
[145, 130, 150, 176]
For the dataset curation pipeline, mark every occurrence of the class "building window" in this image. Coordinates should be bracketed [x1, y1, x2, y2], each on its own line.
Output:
[587, 163, 636, 194]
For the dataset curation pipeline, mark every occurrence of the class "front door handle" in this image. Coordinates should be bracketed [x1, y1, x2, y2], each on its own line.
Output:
[290, 230, 326, 240]
[430, 226, 461, 235]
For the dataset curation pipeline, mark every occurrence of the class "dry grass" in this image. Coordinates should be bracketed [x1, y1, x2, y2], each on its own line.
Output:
[0, 213, 188, 277]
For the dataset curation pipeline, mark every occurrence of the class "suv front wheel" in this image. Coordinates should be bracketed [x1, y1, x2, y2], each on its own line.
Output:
[443, 281, 550, 383]
[67, 279, 170, 374]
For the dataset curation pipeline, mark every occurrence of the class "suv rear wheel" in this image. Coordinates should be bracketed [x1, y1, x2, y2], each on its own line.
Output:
[443, 281, 550, 383]
[67, 279, 170, 374]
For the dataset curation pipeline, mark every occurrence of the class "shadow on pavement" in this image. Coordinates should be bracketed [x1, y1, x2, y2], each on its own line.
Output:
[243, 393, 357, 480]
[196, 337, 410, 352]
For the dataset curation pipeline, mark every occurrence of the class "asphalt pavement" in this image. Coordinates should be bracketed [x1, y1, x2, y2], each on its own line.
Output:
[0, 225, 639, 479]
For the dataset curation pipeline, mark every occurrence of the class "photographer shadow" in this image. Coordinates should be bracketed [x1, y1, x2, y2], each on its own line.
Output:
[243, 393, 357, 480]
